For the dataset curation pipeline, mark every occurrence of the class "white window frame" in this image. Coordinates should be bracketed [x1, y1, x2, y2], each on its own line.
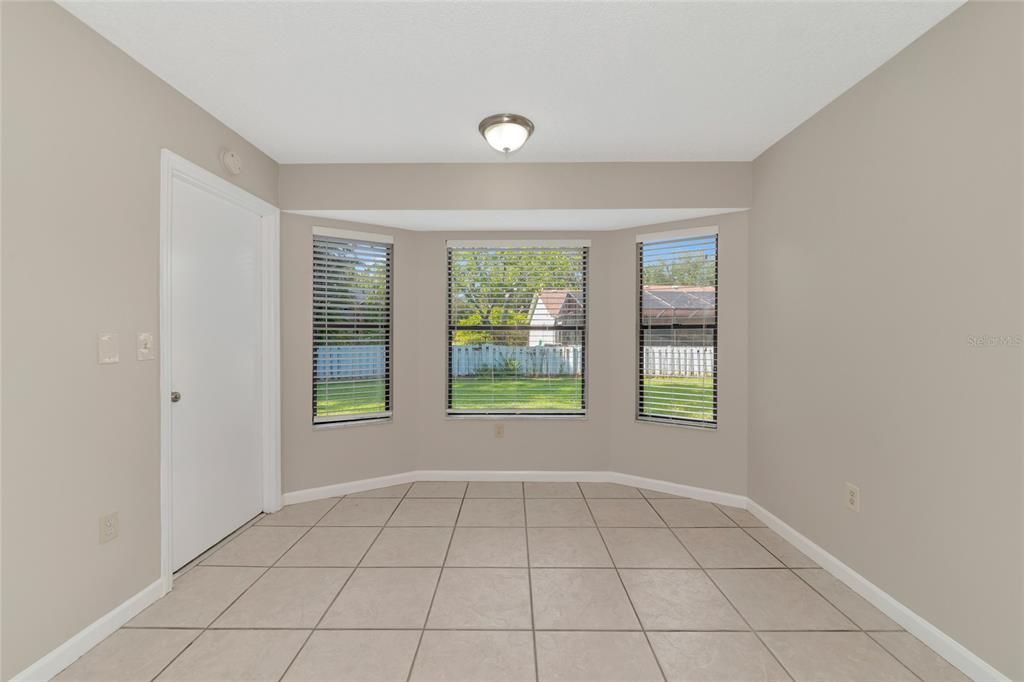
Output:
[636, 225, 719, 429]
[446, 239, 590, 418]
[312, 225, 394, 425]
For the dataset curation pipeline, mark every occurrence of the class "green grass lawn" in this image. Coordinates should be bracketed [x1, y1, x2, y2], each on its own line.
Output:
[316, 375, 714, 419]
[449, 376, 584, 411]
[316, 379, 387, 416]
[640, 376, 715, 422]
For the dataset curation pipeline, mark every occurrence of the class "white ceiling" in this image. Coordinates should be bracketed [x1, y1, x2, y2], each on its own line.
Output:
[290, 208, 744, 232]
[62, 1, 961, 164]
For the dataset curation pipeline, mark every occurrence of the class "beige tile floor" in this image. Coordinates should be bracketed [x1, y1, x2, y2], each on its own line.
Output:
[56, 482, 971, 682]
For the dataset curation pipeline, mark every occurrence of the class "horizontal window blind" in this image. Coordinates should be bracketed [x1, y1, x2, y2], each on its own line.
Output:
[313, 233, 392, 423]
[637, 231, 718, 427]
[447, 244, 588, 415]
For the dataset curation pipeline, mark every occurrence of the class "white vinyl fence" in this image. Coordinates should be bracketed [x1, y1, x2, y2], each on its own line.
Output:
[315, 345, 387, 380]
[642, 346, 715, 377]
[450, 344, 715, 378]
[451, 344, 581, 377]
[315, 344, 715, 380]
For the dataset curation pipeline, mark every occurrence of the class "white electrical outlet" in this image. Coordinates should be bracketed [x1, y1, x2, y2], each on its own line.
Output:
[495, 423, 505, 438]
[99, 512, 119, 544]
[845, 482, 860, 512]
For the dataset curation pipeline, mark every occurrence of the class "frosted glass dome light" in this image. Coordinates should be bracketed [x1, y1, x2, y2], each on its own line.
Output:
[479, 114, 535, 154]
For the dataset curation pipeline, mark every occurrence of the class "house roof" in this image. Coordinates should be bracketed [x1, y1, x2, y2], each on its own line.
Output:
[536, 289, 581, 317]
[642, 285, 716, 323]
[532, 286, 716, 325]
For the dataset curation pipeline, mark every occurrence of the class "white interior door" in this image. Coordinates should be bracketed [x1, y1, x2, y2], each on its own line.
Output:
[169, 176, 265, 570]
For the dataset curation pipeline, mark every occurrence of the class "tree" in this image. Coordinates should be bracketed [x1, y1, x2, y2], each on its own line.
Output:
[642, 253, 716, 287]
[448, 248, 585, 345]
[314, 242, 390, 346]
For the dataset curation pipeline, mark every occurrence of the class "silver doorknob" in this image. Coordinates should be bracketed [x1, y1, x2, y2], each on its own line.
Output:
[170, 391, 182, 403]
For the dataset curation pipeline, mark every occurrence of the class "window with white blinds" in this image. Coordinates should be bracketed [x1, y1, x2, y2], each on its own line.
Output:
[312, 227, 393, 423]
[447, 241, 588, 416]
[637, 228, 718, 427]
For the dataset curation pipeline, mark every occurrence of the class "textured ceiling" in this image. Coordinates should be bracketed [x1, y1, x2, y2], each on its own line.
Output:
[62, 1, 962, 164]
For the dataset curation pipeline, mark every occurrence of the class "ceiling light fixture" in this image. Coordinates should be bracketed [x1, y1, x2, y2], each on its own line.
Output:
[478, 113, 535, 155]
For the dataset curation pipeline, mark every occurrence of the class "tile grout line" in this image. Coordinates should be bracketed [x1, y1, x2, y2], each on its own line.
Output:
[646, 495, 798, 682]
[145, 562, 269, 682]
[269, 497, 347, 570]
[739, 523, 907, 633]
[174, 511, 267, 578]
[731, 518, 921, 679]
[697, 503, 910, 658]
[522, 481, 540, 682]
[734, 521, 810, 570]
[866, 633, 933, 682]
[404, 482, 468, 682]
[734, 523, 923, 682]
[144, 498, 339, 681]
[579, 484, 669, 682]
[277, 486, 412, 682]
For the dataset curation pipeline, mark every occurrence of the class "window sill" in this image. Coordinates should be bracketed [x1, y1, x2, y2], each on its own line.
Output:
[445, 413, 588, 421]
[313, 417, 392, 431]
[635, 416, 717, 431]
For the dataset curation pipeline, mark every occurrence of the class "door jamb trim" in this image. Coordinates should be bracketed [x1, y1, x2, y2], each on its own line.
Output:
[159, 149, 281, 592]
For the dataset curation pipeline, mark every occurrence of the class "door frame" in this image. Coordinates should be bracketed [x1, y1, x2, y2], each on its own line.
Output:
[159, 149, 281, 592]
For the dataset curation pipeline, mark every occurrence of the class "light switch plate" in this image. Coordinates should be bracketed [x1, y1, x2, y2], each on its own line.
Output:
[97, 333, 119, 364]
[137, 332, 155, 361]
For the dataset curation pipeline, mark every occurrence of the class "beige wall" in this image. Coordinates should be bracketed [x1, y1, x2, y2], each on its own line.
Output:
[281, 213, 415, 491]
[281, 215, 749, 492]
[0, 3, 278, 679]
[278, 162, 752, 210]
[748, 3, 1023, 679]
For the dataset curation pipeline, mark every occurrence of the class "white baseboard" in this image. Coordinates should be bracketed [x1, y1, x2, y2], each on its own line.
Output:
[282, 469, 746, 507]
[12, 578, 166, 682]
[282, 470, 418, 505]
[413, 469, 610, 483]
[607, 471, 748, 508]
[748, 501, 1009, 682]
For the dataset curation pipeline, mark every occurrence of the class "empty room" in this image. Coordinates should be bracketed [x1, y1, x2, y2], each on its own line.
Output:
[1, 1, 1021, 681]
